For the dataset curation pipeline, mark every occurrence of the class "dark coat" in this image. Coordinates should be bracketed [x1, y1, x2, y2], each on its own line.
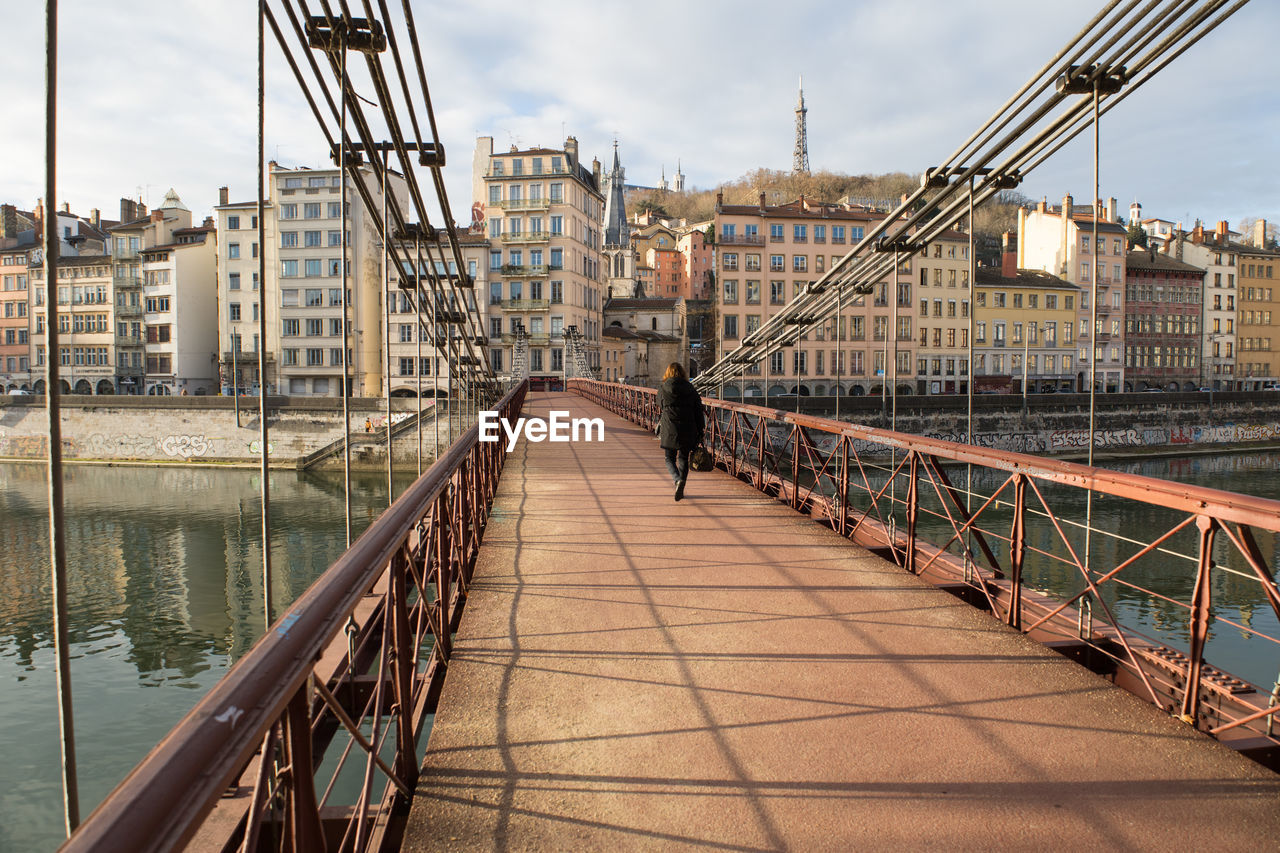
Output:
[658, 376, 704, 451]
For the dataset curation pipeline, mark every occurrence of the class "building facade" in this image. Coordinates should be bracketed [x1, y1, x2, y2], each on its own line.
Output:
[138, 220, 217, 395]
[1235, 229, 1280, 388]
[473, 135, 604, 383]
[1124, 249, 1205, 391]
[714, 194, 970, 397]
[1179, 221, 1239, 390]
[215, 163, 403, 397]
[1018, 195, 1128, 392]
[974, 243, 1079, 393]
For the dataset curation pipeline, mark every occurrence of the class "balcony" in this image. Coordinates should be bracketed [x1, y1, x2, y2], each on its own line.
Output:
[527, 333, 550, 346]
[112, 246, 140, 261]
[497, 198, 551, 211]
[115, 334, 143, 348]
[718, 234, 764, 246]
[501, 231, 551, 245]
[504, 299, 550, 312]
[499, 264, 548, 277]
[221, 350, 274, 364]
[115, 303, 143, 317]
[113, 275, 141, 288]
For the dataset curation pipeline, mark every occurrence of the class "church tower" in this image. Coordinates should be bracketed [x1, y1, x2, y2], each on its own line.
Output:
[602, 141, 637, 298]
[674, 160, 685, 193]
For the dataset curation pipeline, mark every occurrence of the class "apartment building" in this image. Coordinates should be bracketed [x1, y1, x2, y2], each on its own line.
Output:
[1179, 221, 1239, 390]
[1, 240, 35, 391]
[974, 238, 1079, 393]
[714, 194, 970, 397]
[29, 254, 115, 394]
[386, 231, 488, 395]
[138, 219, 217, 395]
[1235, 220, 1280, 388]
[1019, 195, 1129, 392]
[215, 163, 404, 397]
[676, 225, 714, 301]
[473, 136, 604, 382]
[1124, 249, 1204, 391]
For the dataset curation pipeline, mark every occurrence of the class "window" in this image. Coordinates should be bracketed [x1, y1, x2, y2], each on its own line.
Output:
[793, 225, 807, 242]
[304, 203, 321, 219]
[304, 259, 322, 277]
[304, 230, 322, 247]
[550, 215, 564, 235]
[770, 224, 784, 242]
[722, 253, 739, 271]
[399, 357, 415, 376]
[723, 280, 738, 304]
[329, 230, 342, 246]
[228, 272, 241, 291]
[306, 348, 323, 366]
[281, 204, 297, 219]
[229, 242, 240, 259]
[328, 202, 341, 218]
[813, 225, 825, 243]
[283, 348, 299, 366]
[305, 288, 323, 307]
[230, 303, 241, 322]
[832, 225, 845, 244]
[399, 323, 413, 343]
[792, 255, 807, 272]
[770, 280, 785, 305]
[281, 260, 298, 277]
[770, 255, 785, 272]
[746, 280, 761, 304]
[723, 315, 739, 339]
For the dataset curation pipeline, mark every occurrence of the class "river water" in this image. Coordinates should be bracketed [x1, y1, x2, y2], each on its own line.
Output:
[2, 453, 1279, 850]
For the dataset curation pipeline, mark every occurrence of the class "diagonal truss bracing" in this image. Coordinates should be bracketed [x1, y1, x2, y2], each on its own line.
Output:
[695, 0, 1252, 391]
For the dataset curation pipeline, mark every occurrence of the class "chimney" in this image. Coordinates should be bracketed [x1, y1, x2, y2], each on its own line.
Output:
[1037, 197, 1046, 213]
[138, 202, 147, 217]
[1062, 194, 1073, 215]
[0, 204, 16, 238]
[1017, 207, 1028, 268]
[759, 192, 766, 210]
[564, 136, 578, 167]
[1107, 197, 1117, 222]
[1254, 219, 1269, 248]
[592, 156, 601, 188]
[203, 216, 214, 228]
[218, 186, 229, 206]
[61, 201, 71, 214]
[1001, 231, 1018, 278]
[120, 198, 134, 222]
[90, 208, 100, 228]
[1216, 220, 1229, 244]
[1192, 223, 1205, 244]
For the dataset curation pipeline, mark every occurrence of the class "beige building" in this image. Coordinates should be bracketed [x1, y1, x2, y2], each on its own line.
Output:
[472, 136, 605, 382]
[386, 230, 489, 395]
[1018, 195, 1129, 392]
[1178, 221, 1239, 390]
[975, 240, 1080, 393]
[714, 194, 971, 397]
[1235, 220, 1280, 388]
[603, 296, 686, 386]
[215, 163, 405, 397]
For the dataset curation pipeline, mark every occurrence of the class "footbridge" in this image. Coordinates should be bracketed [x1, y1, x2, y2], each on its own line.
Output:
[63, 381, 1280, 851]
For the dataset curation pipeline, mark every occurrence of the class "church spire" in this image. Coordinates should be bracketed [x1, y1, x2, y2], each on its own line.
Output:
[603, 139, 629, 248]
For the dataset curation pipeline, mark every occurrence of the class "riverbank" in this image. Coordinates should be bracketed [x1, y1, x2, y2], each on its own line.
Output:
[0, 395, 456, 469]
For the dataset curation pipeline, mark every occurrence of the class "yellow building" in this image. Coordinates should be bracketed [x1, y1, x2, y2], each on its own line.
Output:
[974, 255, 1080, 393]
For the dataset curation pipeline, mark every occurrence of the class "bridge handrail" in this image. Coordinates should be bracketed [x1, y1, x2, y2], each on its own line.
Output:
[64, 381, 529, 852]
[568, 378, 1280, 760]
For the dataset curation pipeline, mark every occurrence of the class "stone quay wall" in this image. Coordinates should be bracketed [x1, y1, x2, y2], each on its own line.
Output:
[0, 396, 448, 468]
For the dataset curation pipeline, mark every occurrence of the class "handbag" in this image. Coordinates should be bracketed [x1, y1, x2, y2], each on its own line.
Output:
[689, 445, 714, 472]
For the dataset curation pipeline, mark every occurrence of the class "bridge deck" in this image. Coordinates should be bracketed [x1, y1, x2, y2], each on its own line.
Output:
[403, 391, 1280, 851]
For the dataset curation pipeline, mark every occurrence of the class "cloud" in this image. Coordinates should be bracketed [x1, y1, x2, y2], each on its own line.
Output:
[1, 0, 1276, 229]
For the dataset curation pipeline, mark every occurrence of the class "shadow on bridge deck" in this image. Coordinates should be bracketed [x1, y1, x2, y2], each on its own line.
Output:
[403, 391, 1280, 851]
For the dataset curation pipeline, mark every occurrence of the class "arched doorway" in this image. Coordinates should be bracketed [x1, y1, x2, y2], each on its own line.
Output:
[33, 379, 46, 394]
[147, 384, 172, 396]
[767, 384, 787, 397]
[72, 379, 89, 395]
[96, 379, 116, 395]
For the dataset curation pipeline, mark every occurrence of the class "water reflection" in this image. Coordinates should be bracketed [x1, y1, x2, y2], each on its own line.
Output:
[0, 462, 409, 853]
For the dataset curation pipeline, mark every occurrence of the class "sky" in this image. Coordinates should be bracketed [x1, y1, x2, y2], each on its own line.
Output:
[2, 0, 1277, 233]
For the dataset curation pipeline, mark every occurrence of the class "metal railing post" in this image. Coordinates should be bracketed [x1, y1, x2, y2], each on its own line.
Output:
[283, 685, 325, 852]
[389, 551, 419, 789]
[1008, 473, 1026, 629]
[905, 452, 919, 574]
[1180, 515, 1218, 724]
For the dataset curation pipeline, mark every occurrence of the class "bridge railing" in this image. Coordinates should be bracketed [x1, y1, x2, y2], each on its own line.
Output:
[569, 378, 1280, 766]
[63, 381, 528, 853]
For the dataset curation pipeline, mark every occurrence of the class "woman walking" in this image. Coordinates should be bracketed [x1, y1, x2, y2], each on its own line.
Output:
[657, 362, 704, 502]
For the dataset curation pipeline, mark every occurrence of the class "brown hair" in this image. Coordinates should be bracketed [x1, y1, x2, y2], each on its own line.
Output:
[663, 362, 687, 381]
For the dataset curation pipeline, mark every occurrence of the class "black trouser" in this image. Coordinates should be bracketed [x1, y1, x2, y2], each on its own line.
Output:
[664, 447, 689, 484]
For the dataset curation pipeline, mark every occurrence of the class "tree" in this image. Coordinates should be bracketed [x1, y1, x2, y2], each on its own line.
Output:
[1126, 220, 1148, 249]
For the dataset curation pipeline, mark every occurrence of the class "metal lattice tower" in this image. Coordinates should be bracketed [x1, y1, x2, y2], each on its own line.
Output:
[510, 325, 529, 381]
[564, 325, 596, 380]
[793, 75, 810, 175]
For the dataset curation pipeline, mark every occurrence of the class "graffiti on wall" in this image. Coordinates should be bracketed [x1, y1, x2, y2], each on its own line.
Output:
[159, 435, 211, 458]
[248, 440, 275, 455]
